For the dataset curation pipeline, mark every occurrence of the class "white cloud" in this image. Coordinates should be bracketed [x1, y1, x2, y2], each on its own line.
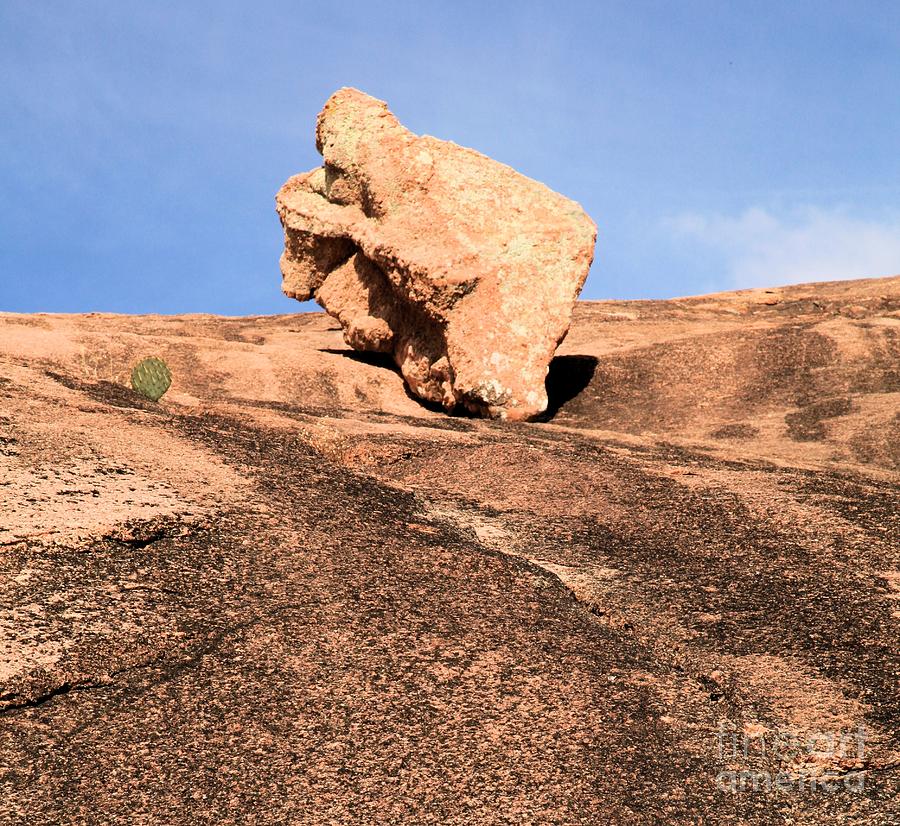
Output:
[665, 206, 900, 289]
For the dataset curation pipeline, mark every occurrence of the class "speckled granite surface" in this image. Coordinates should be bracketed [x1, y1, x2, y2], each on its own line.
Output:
[1, 276, 898, 824]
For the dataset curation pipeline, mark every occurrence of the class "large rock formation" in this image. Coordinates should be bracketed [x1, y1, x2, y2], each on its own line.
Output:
[2, 275, 899, 823]
[276, 87, 597, 420]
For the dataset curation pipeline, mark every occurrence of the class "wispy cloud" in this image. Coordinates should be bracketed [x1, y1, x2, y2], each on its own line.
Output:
[665, 206, 900, 288]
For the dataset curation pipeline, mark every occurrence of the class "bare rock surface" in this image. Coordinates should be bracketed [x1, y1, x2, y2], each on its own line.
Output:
[276, 87, 597, 420]
[1, 275, 899, 824]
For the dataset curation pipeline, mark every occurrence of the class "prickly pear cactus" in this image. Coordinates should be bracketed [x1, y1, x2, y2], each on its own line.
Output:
[131, 357, 172, 402]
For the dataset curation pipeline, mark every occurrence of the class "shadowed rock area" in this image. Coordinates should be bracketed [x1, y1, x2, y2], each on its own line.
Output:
[0, 275, 898, 824]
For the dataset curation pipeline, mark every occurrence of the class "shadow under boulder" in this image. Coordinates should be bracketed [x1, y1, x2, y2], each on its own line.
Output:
[541, 355, 598, 421]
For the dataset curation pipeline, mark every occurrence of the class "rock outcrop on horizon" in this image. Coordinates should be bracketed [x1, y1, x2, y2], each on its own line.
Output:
[276, 87, 597, 420]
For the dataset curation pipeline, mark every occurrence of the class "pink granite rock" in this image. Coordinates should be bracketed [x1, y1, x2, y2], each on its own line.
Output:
[276, 87, 597, 420]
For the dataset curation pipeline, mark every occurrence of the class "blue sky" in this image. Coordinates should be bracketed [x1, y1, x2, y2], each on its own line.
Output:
[2, 1, 899, 314]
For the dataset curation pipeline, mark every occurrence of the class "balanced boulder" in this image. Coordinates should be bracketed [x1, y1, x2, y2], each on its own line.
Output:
[276, 87, 597, 420]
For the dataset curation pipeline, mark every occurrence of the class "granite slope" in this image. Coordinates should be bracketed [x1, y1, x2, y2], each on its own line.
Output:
[0, 275, 898, 824]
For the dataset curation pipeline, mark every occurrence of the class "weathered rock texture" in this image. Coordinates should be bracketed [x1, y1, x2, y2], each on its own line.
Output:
[276, 87, 597, 420]
[1, 276, 899, 824]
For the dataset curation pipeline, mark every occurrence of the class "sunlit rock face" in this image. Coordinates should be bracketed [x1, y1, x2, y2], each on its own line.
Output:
[276, 87, 597, 420]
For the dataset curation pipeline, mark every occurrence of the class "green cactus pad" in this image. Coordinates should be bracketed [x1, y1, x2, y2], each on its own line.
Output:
[131, 357, 172, 402]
